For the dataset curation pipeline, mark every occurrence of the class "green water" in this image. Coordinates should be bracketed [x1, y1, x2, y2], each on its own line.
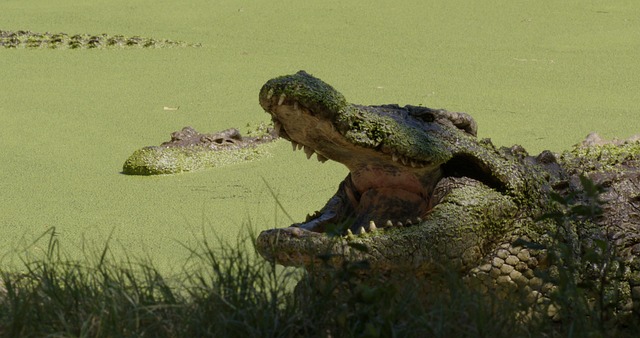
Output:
[1, 0, 638, 272]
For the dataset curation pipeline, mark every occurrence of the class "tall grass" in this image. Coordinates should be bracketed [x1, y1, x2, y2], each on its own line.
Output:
[0, 227, 302, 337]
[0, 225, 637, 337]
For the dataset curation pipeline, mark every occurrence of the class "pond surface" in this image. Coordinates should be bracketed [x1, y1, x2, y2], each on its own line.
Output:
[1, 0, 638, 273]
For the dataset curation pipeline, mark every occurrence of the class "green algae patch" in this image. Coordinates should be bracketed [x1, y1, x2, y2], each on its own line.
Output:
[123, 143, 275, 175]
[340, 105, 454, 164]
[259, 70, 350, 120]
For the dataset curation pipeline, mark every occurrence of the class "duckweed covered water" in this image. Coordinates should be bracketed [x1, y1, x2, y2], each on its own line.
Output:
[1, 0, 638, 273]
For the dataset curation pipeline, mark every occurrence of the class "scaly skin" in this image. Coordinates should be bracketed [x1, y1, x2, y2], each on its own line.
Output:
[0, 30, 199, 49]
[123, 125, 276, 175]
[256, 71, 640, 322]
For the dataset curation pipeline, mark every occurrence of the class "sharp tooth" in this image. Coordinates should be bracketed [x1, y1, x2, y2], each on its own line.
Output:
[278, 93, 286, 105]
[266, 88, 274, 100]
[416, 217, 423, 223]
[369, 221, 377, 231]
[401, 157, 408, 165]
[303, 146, 314, 159]
[346, 229, 354, 236]
[386, 220, 393, 227]
[410, 161, 417, 168]
[406, 219, 412, 225]
[392, 153, 399, 162]
[291, 141, 299, 151]
[317, 153, 328, 162]
[358, 226, 366, 234]
[397, 221, 403, 227]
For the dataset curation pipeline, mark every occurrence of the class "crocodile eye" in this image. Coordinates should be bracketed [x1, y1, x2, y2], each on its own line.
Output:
[406, 105, 437, 122]
[214, 137, 236, 145]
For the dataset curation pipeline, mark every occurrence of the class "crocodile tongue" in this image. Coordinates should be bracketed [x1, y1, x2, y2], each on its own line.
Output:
[261, 93, 443, 234]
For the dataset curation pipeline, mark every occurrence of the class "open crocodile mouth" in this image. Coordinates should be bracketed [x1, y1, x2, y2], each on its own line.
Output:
[255, 71, 525, 272]
[264, 100, 438, 233]
[257, 72, 487, 236]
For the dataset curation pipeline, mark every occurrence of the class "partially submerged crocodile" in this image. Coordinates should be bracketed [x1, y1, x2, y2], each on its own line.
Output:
[0, 29, 199, 49]
[123, 125, 277, 175]
[256, 71, 640, 323]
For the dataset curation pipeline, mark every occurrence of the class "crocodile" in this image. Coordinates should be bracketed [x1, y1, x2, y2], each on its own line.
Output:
[123, 125, 277, 175]
[0, 29, 199, 49]
[255, 71, 640, 323]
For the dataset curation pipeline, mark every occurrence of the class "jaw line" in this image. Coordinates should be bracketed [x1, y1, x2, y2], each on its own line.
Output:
[268, 102, 369, 167]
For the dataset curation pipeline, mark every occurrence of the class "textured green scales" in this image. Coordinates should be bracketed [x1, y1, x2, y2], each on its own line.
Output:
[122, 145, 272, 175]
[0, 30, 200, 49]
[256, 71, 640, 325]
[123, 124, 277, 175]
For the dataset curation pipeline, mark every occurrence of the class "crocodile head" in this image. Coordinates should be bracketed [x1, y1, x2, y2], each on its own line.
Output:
[257, 71, 545, 273]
